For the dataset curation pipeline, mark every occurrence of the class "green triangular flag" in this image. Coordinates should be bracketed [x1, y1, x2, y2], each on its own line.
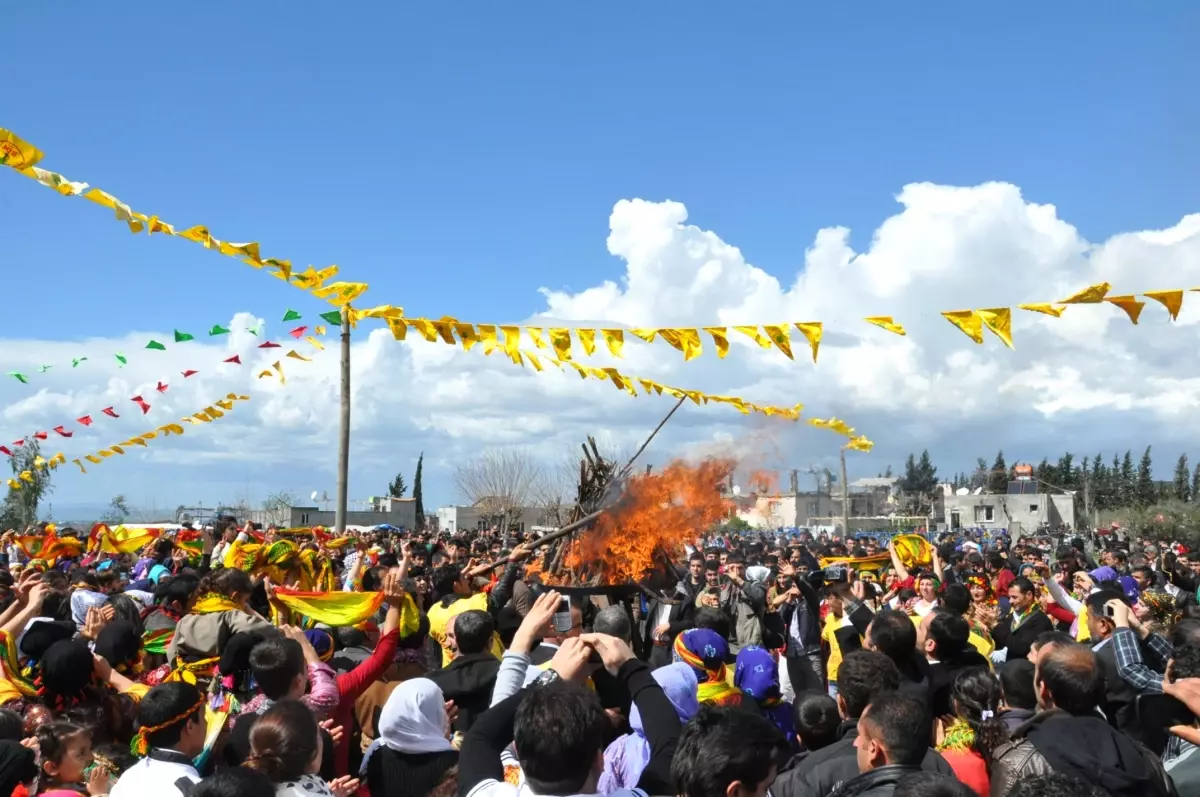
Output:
[208, 324, 230, 336]
[146, 340, 166, 351]
[282, 309, 302, 322]
[72, 357, 88, 367]
[115, 353, 127, 366]
[248, 325, 260, 337]
[37, 365, 51, 373]
[174, 330, 195, 343]
[5, 372, 28, 384]
[319, 310, 343, 325]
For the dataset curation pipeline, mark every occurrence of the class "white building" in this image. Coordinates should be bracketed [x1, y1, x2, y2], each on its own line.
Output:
[436, 503, 549, 536]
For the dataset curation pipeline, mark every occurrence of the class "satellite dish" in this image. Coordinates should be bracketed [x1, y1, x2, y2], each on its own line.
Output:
[310, 491, 319, 502]
[955, 487, 969, 496]
[732, 485, 742, 496]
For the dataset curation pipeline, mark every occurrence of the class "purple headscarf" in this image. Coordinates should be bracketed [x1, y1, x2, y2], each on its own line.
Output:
[734, 645, 794, 741]
[598, 662, 699, 792]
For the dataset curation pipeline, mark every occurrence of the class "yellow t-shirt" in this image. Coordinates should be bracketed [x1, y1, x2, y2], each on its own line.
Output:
[427, 592, 504, 666]
[823, 613, 854, 682]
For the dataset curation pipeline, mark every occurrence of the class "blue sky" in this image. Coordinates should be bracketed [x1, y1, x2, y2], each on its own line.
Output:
[2, 3, 1198, 516]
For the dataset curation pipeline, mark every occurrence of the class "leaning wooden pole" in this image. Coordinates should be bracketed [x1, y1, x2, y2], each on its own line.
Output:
[335, 306, 352, 535]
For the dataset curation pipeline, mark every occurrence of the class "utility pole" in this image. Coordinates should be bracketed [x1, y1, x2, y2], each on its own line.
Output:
[840, 446, 851, 538]
[335, 306, 352, 535]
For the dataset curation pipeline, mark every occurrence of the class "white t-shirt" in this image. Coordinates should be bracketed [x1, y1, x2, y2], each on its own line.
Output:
[110, 755, 199, 797]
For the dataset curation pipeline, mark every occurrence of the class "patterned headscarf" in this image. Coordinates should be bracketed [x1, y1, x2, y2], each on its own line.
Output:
[672, 629, 740, 707]
[734, 645, 793, 740]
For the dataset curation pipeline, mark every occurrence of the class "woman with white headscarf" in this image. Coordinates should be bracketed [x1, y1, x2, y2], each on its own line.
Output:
[361, 678, 457, 797]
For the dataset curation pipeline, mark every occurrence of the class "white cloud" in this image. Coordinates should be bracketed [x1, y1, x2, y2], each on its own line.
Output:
[4, 182, 1200, 514]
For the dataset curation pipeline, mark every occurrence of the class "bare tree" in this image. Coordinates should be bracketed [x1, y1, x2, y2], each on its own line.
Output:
[262, 490, 297, 526]
[453, 449, 544, 529]
[529, 438, 634, 527]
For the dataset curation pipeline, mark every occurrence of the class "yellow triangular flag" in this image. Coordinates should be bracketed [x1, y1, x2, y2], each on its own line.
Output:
[1018, 303, 1066, 317]
[864, 316, 906, 336]
[942, 310, 984, 344]
[601, 329, 625, 358]
[734, 326, 773, 348]
[762, 325, 794, 359]
[576, 329, 597, 356]
[977, 308, 1014, 349]
[477, 325, 499, 355]
[1144, 290, 1184, 320]
[704, 327, 730, 358]
[286, 350, 312, 362]
[549, 328, 573, 361]
[526, 327, 549, 349]
[628, 328, 658, 344]
[500, 326, 521, 358]
[1059, 282, 1111, 304]
[1105, 295, 1144, 324]
[454, 323, 480, 352]
[659, 328, 702, 361]
[794, 322, 822, 362]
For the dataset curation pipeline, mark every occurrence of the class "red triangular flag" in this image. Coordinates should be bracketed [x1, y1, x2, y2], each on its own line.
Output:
[182, 370, 198, 378]
[131, 396, 151, 414]
[258, 341, 282, 349]
[102, 407, 119, 418]
[77, 415, 93, 426]
[33, 432, 47, 440]
[0, 447, 10, 457]
[289, 325, 308, 339]
[53, 426, 73, 438]
[156, 381, 169, 393]
[223, 355, 241, 364]
[12, 440, 23, 447]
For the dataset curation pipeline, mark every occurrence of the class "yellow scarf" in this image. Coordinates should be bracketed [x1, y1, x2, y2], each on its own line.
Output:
[191, 593, 241, 614]
[272, 587, 386, 628]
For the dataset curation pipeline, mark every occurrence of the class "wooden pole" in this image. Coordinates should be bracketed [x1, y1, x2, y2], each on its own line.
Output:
[335, 307, 351, 535]
[840, 446, 851, 538]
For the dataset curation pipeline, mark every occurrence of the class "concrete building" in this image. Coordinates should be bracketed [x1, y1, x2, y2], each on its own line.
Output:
[288, 496, 418, 529]
[436, 504, 548, 536]
[941, 492, 1076, 535]
[733, 476, 901, 530]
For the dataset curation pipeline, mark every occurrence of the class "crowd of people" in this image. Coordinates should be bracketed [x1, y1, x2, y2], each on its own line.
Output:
[0, 516, 1197, 797]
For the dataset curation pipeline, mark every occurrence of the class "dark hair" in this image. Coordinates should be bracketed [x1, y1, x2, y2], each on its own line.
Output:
[792, 691, 840, 751]
[987, 553, 1005, 570]
[893, 772, 978, 797]
[672, 705, 786, 797]
[0, 709, 23, 741]
[193, 767, 278, 797]
[155, 574, 200, 611]
[837, 651, 901, 719]
[1000, 659, 1037, 710]
[927, 611, 969, 660]
[431, 563, 463, 598]
[1084, 587, 1125, 617]
[1005, 772, 1110, 797]
[688, 552, 705, 564]
[452, 610, 494, 656]
[513, 680, 607, 795]
[1169, 618, 1200, 649]
[860, 692, 928, 767]
[35, 721, 90, 792]
[1010, 576, 1036, 595]
[137, 682, 204, 750]
[693, 607, 731, 641]
[246, 700, 320, 783]
[592, 606, 632, 643]
[195, 568, 253, 600]
[866, 610, 917, 663]
[1037, 645, 1102, 716]
[102, 594, 145, 636]
[1171, 642, 1200, 680]
[949, 667, 1007, 761]
[1031, 630, 1075, 654]
[249, 638, 306, 700]
[939, 584, 970, 616]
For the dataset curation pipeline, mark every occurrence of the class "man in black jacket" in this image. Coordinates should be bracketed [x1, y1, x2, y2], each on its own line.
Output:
[992, 576, 1054, 664]
[828, 693, 930, 797]
[917, 609, 990, 717]
[641, 583, 696, 669]
[427, 609, 501, 733]
[771, 651, 953, 797]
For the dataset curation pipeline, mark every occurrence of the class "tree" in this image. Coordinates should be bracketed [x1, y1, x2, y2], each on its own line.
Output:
[261, 490, 296, 526]
[387, 473, 407, 498]
[901, 454, 919, 494]
[1055, 453, 1076, 492]
[1175, 454, 1191, 502]
[0, 437, 53, 531]
[1119, 451, 1136, 507]
[412, 453, 425, 530]
[1193, 461, 1200, 504]
[987, 451, 1007, 494]
[915, 450, 938, 495]
[1135, 446, 1156, 508]
[453, 449, 541, 530]
[103, 495, 131, 524]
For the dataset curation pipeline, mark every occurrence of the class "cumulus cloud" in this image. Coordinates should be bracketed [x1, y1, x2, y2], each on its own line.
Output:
[3, 182, 1200, 511]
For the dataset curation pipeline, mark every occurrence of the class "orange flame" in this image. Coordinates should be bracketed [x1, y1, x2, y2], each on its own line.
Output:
[550, 457, 736, 585]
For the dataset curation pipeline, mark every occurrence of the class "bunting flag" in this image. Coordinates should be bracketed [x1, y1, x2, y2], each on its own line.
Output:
[808, 417, 875, 451]
[272, 587, 388, 628]
[3, 452, 66, 491]
[94, 524, 162, 555]
[0, 128, 368, 307]
[2, 312, 319, 384]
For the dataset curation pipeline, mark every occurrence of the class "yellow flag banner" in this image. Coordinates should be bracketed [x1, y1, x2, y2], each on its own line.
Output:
[98, 525, 162, 555]
[0, 128, 368, 307]
[273, 587, 388, 628]
[5, 452, 65, 490]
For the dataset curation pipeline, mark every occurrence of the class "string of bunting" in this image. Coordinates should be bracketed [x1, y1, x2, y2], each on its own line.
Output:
[0, 129, 368, 307]
[1, 331, 327, 455]
[3, 309, 326, 385]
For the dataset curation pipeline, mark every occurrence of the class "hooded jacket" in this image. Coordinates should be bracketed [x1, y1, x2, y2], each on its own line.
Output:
[989, 709, 1175, 797]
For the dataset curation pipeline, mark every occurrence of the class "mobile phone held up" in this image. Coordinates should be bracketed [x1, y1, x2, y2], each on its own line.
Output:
[552, 596, 573, 634]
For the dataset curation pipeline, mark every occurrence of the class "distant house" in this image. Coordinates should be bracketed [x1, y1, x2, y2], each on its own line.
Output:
[436, 500, 549, 535]
[288, 496, 418, 529]
[940, 482, 1076, 535]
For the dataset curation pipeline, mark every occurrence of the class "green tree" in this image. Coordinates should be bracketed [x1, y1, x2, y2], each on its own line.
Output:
[388, 472, 407, 498]
[0, 437, 53, 531]
[987, 451, 1007, 494]
[103, 495, 131, 524]
[1056, 453, 1076, 492]
[1119, 450, 1135, 507]
[1091, 454, 1113, 511]
[1193, 461, 1200, 504]
[1175, 454, 1191, 502]
[1135, 446, 1156, 507]
[412, 452, 425, 530]
[915, 450, 938, 494]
